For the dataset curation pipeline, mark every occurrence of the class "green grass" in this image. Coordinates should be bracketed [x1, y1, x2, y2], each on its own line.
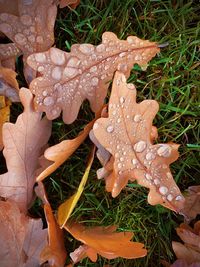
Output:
[3, 0, 200, 266]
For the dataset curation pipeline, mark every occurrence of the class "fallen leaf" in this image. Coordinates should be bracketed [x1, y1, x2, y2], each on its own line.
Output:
[57, 146, 95, 227]
[27, 32, 159, 123]
[0, 199, 47, 267]
[0, 67, 20, 101]
[180, 185, 200, 222]
[58, 0, 80, 8]
[0, 88, 52, 212]
[0, 43, 21, 70]
[0, 0, 57, 83]
[64, 222, 147, 263]
[36, 117, 97, 182]
[0, 0, 18, 16]
[0, 96, 10, 150]
[40, 203, 67, 267]
[92, 71, 184, 212]
[172, 221, 200, 265]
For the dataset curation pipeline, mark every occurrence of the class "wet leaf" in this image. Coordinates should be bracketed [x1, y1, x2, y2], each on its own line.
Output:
[0, 0, 57, 83]
[0, 88, 52, 212]
[180, 185, 200, 222]
[0, 199, 47, 267]
[92, 71, 184, 212]
[0, 43, 21, 70]
[64, 222, 147, 263]
[27, 32, 159, 123]
[58, 0, 80, 8]
[57, 146, 95, 227]
[0, 67, 20, 101]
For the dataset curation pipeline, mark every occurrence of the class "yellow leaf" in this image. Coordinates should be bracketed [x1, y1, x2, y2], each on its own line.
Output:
[0, 96, 10, 150]
[57, 147, 95, 228]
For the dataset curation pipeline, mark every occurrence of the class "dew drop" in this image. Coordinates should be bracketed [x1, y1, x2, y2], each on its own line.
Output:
[145, 173, 153, 180]
[134, 114, 142, 122]
[117, 118, 121, 123]
[63, 67, 78, 78]
[120, 157, 124, 162]
[79, 44, 94, 54]
[154, 179, 160, 185]
[51, 67, 62, 80]
[96, 44, 105, 52]
[175, 195, 183, 201]
[35, 53, 46, 63]
[127, 83, 135, 90]
[91, 77, 99, 86]
[93, 122, 99, 130]
[90, 66, 97, 73]
[146, 152, 155, 161]
[119, 52, 126, 57]
[14, 33, 27, 45]
[134, 141, 146, 153]
[106, 125, 114, 133]
[117, 163, 122, 169]
[42, 90, 48, 96]
[43, 96, 54, 106]
[166, 194, 173, 201]
[120, 96, 125, 104]
[38, 66, 44, 72]
[159, 186, 168, 195]
[131, 159, 138, 165]
[157, 145, 171, 157]
[50, 48, 65, 65]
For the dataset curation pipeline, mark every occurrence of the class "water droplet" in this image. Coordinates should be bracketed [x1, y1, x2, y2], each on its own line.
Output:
[14, 33, 27, 45]
[117, 118, 121, 123]
[51, 67, 62, 80]
[93, 122, 99, 130]
[106, 125, 114, 133]
[146, 152, 155, 161]
[154, 179, 160, 185]
[50, 48, 65, 65]
[104, 65, 109, 70]
[36, 36, 43, 43]
[119, 52, 126, 57]
[96, 44, 105, 52]
[91, 77, 99, 86]
[43, 96, 54, 106]
[38, 66, 44, 72]
[132, 159, 138, 165]
[79, 44, 94, 54]
[134, 141, 146, 153]
[63, 67, 78, 78]
[42, 90, 48, 96]
[90, 66, 97, 73]
[67, 57, 80, 67]
[118, 163, 122, 169]
[35, 53, 46, 63]
[175, 195, 183, 201]
[167, 194, 173, 201]
[134, 114, 142, 122]
[120, 157, 124, 162]
[159, 186, 168, 195]
[120, 96, 125, 104]
[145, 173, 153, 180]
[127, 83, 135, 90]
[157, 145, 171, 157]
[28, 35, 35, 43]
[20, 14, 32, 25]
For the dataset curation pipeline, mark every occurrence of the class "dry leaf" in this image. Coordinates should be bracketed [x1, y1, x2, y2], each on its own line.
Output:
[0, 43, 21, 70]
[180, 185, 200, 222]
[58, 0, 80, 8]
[92, 71, 184, 212]
[27, 32, 159, 123]
[0, 88, 52, 212]
[0, 0, 57, 83]
[40, 203, 67, 267]
[0, 199, 47, 267]
[0, 96, 10, 150]
[36, 117, 96, 182]
[172, 221, 200, 265]
[64, 222, 147, 263]
[0, 67, 20, 101]
[57, 146, 95, 227]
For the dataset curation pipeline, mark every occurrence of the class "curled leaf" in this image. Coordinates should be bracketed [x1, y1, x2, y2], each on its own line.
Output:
[0, 0, 57, 82]
[57, 146, 95, 227]
[64, 221, 147, 263]
[0, 88, 52, 212]
[92, 71, 184, 212]
[27, 32, 159, 123]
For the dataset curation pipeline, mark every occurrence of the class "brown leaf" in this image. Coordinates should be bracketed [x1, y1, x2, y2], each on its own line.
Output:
[0, 96, 10, 150]
[27, 32, 159, 123]
[180, 186, 200, 222]
[0, 43, 21, 70]
[64, 222, 147, 263]
[36, 117, 96, 182]
[172, 221, 200, 265]
[0, 67, 20, 101]
[0, 0, 57, 83]
[58, 0, 80, 8]
[0, 199, 47, 267]
[92, 71, 184, 212]
[0, 0, 18, 16]
[0, 88, 52, 212]
[40, 203, 67, 267]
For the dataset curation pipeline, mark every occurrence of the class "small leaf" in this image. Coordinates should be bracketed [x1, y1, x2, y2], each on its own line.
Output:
[0, 96, 10, 150]
[92, 71, 184, 212]
[64, 221, 147, 263]
[57, 146, 95, 227]
[59, 0, 80, 8]
[27, 32, 160, 123]
[0, 88, 52, 212]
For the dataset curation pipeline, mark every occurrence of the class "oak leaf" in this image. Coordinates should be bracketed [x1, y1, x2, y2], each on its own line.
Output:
[172, 221, 200, 265]
[0, 0, 57, 83]
[0, 199, 47, 267]
[0, 67, 20, 101]
[27, 32, 160, 123]
[57, 146, 95, 227]
[0, 96, 10, 150]
[180, 185, 200, 222]
[0, 88, 52, 212]
[64, 221, 147, 263]
[92, 71, 184, 212]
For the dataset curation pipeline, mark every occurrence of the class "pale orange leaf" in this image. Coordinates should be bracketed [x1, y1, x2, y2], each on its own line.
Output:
[58, 0, 80, 8]
[92, 71, 184, 212]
